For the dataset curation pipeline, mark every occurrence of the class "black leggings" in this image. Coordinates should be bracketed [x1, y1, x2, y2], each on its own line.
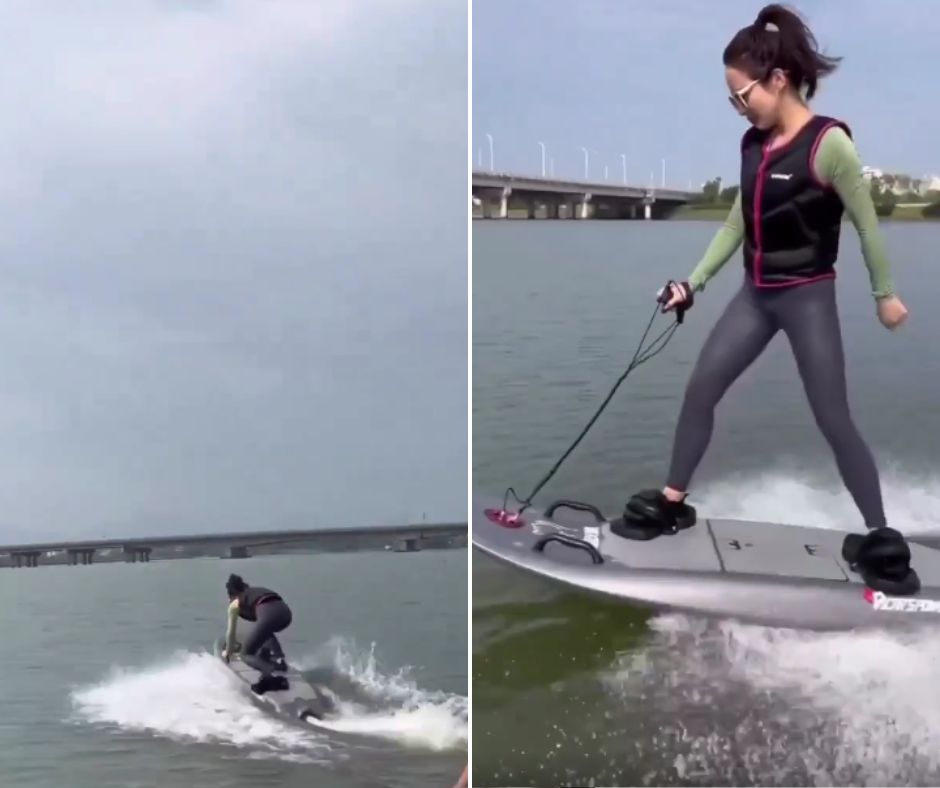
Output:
[241, 599, 292, 675]
[666, 277, 886, 528]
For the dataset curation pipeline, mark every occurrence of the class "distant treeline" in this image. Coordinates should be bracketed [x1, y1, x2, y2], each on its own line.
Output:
[691, 177, 940, 218]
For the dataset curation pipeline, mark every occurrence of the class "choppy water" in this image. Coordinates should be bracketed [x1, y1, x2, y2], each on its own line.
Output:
[472, 219, 940, 786]
[1, 550, 467, 788]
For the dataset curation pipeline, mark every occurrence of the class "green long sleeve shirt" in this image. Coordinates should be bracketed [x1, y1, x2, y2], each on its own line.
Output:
[224, 598, 239, 655]
[687, 127, 895, 299]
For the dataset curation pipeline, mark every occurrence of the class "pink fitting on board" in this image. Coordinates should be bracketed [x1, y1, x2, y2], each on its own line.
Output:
[483, 508, 524, 528]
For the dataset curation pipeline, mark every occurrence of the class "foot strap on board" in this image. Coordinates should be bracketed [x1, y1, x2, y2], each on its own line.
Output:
[251, 674, 289, 695]
[842, 527, 921, 596]
[610, 489, 697, 542]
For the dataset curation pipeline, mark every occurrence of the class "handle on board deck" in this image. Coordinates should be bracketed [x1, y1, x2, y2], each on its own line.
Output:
[543, 499, 606, 524]
[533, 533, 604, 565]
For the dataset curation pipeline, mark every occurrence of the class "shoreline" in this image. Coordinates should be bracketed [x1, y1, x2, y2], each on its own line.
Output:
[673, 204, 940, 222]
[471, 205, 940, 222]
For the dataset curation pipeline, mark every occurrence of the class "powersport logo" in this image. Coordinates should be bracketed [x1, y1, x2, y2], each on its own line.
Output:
[864, 587, 940, 613]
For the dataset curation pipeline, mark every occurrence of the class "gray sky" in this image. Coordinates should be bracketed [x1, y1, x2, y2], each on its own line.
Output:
[473, 0, 939, 187]
[0, 0, 467, 541]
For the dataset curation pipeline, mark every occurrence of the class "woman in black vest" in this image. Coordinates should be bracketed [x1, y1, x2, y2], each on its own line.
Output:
[221, 574, 293, 691]
[620, 4, 918, 594]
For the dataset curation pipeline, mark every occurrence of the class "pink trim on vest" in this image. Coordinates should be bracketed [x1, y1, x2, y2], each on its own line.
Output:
[752, 140, 772, 286]
[751, 118, 844, 289]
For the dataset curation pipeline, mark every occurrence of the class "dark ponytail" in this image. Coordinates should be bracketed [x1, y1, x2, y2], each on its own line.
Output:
[723, 4, 841, 99]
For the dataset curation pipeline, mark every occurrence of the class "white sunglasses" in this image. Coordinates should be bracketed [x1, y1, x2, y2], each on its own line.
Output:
[728, 78, 761, 113]
[728, 70, 789, 113]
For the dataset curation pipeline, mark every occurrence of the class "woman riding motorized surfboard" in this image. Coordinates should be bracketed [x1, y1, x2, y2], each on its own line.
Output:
[620, 4, 919, 595]
[221, 573, 293, 693]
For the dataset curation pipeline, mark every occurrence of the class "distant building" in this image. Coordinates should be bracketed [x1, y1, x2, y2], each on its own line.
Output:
[921, 175, 940, 193]
[861, 166, 940, 197]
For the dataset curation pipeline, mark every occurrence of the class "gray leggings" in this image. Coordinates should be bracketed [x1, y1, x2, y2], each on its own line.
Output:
[241, 599, 292, 675]
[666, 277, 886, 528]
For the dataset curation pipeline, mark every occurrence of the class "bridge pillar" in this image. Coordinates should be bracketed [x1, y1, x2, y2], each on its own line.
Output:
[526, 201, 537, 220]
[579, 194, 593, 219]
[228, 545, 249, 559]
[14, 551, 41, 568]
[123, 546, 152, 563]
[499, 187, 511, 219]
[644, 203, 652, 220]
[67, 549, 96, 565]
[69, 548, 95, 565]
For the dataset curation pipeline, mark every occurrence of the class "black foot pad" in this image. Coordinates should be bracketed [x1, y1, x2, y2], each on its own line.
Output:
[610, 489, 697, 541]
[842, 528, 921, 597]
[610, 515, 664, 541]
[864, 567, 921, 597]
[251, 675, 289, 694]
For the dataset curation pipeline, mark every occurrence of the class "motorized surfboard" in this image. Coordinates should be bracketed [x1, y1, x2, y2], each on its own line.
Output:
[472, 494, 940, 631]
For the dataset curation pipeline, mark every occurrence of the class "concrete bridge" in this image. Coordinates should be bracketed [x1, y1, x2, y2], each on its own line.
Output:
[472, 171, 696, 220]
[0, 522, 467, 568]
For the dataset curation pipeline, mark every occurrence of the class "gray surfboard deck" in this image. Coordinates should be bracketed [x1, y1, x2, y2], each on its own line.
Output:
[472, 494, 940, 631]
[216, 620, 335, 722]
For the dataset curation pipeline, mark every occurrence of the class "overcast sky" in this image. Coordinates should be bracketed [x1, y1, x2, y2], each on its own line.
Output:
[473, 0, 940, 187]
[0, 0, 467, 541]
